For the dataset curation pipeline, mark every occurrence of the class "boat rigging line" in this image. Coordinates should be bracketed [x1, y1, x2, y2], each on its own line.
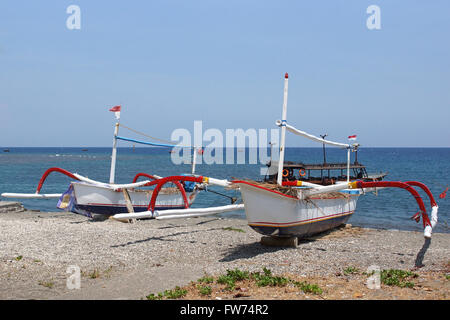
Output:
[201, 185, 238, 204]
[119, 123, 175, 145]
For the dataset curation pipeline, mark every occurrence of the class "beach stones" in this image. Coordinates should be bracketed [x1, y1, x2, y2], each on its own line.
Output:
[0, 201, 25, 213]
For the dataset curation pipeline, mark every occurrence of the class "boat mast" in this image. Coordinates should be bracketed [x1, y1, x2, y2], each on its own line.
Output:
[277, 73, 289, 186]
[320, 134, 328, 165]
[346, 147, 350, 183]
[109, 111, 121, 184]
[191, 147, 198, 175]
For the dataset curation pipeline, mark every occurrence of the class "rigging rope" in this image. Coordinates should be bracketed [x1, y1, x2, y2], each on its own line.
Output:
[116, 136, 189, 148]
[119, 123, 175, 145]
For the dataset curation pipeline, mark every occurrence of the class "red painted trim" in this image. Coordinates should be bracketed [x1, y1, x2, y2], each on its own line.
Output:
[132, 173, 158, 183]
[138, 175, 203, 188]
[405, 181, 437, 207]
[357, 181, 431, 227]
[87, 203, 185, 208]
[281, 181, 299, 186]
[250, 210, 354, 226]
[233, 180, 355, 201]
[36, 167, 80, 193]
[232, 180, 298, 199]
[147, 176, 203, 212]
[308, 196, 357, 200]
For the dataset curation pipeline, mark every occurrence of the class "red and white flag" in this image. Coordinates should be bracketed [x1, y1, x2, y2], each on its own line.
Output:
[109, 105, 121, 120]
[348, 135, 357, 140]
[109, 105, 121, 112]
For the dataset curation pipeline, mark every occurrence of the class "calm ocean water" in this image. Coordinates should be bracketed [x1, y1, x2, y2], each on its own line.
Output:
[0, 147, 448, 233]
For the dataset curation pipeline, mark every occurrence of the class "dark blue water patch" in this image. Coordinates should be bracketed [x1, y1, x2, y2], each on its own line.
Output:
[0, 147, 448, 233]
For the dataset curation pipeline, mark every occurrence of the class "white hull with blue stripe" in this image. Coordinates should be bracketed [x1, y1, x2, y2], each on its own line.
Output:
[66, 182, 199, 216]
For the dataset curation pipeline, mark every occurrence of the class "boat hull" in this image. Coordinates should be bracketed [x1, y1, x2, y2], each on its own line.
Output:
[236, 182, 359, 238]
[70, 182, 199, 215]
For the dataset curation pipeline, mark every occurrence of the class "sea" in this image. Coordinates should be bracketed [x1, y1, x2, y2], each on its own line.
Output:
[0, 147, 448, 233]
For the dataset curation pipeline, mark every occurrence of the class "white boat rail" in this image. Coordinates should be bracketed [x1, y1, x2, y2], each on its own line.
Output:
[276, 120, 351, 149]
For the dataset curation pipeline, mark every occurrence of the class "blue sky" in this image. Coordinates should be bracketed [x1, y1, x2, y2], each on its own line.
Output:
[1, 0, 449, 147]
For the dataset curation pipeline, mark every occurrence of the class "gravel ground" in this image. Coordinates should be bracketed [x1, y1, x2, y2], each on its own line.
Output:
[0, 207, 449, 300]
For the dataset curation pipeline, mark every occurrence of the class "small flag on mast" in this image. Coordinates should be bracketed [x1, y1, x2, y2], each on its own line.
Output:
[348, 135, 357, 140]
[109, 105, 121, 112]
[109, 105, 121, 120]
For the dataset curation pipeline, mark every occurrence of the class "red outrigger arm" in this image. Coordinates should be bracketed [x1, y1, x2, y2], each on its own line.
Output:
[132, 173, 191, 211]
[282, 179, 439, 237]
[405, 181, 438, 229]
[36, 167, 80, 193]
[405, 181, 437, 207]
[132, 173, 158, 183]
[35, 168, 203, 214]
[352, 180, 436, 237]
[146, 176, 204, 212]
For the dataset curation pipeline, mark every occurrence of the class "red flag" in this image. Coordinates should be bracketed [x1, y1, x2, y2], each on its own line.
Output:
[439, 187, 448, 199]
[348, 135, 357, 140]
[410, 212, 421, 223]
[109, 105, 121, 112]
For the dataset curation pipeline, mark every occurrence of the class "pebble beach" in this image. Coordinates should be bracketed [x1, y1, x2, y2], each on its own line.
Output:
[0, 201, 448, 300]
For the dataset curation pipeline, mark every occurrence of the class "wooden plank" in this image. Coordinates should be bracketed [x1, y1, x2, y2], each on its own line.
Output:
[122, 189, 134, 213]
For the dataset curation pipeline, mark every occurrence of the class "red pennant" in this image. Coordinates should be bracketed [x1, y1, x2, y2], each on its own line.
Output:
[439, 187, 448, 199]
[410, 212, 421, 223]
[109, 105, 121, 112]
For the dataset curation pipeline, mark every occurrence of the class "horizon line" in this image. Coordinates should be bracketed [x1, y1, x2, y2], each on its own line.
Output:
[1, 146, 449, 149]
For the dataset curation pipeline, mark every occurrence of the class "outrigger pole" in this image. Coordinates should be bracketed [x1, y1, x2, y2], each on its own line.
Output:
[192, 147, 198, 174]
[277, 73, 289, 186]
[108, 107, 201, 180]
[347, 147, 351, 183]
[109, 108, 121, 184]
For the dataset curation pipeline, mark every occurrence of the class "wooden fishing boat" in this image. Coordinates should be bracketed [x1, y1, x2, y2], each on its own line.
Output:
[232, 73, 438, 239]
[233, 180, 358, 237]
[61, 180, 199, 216]
[1, 75, 440, 240]
[1, 107, 207, 217]
[108, 73, 439, 240]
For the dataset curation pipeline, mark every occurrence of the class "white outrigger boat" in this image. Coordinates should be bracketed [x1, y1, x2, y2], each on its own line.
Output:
[1, 74, 440, 239]
[233, 73, 438, 239]
[113, 73, 439, 239]
[1, 107, 242, 218]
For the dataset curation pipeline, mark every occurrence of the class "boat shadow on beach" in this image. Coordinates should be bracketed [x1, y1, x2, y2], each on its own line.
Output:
[109, 227, 226, 248]
[414, 237, 431, 268]
[220, 230, 434, 266]
[219, 243, 288, 262]
[220, 225, 371, 262]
